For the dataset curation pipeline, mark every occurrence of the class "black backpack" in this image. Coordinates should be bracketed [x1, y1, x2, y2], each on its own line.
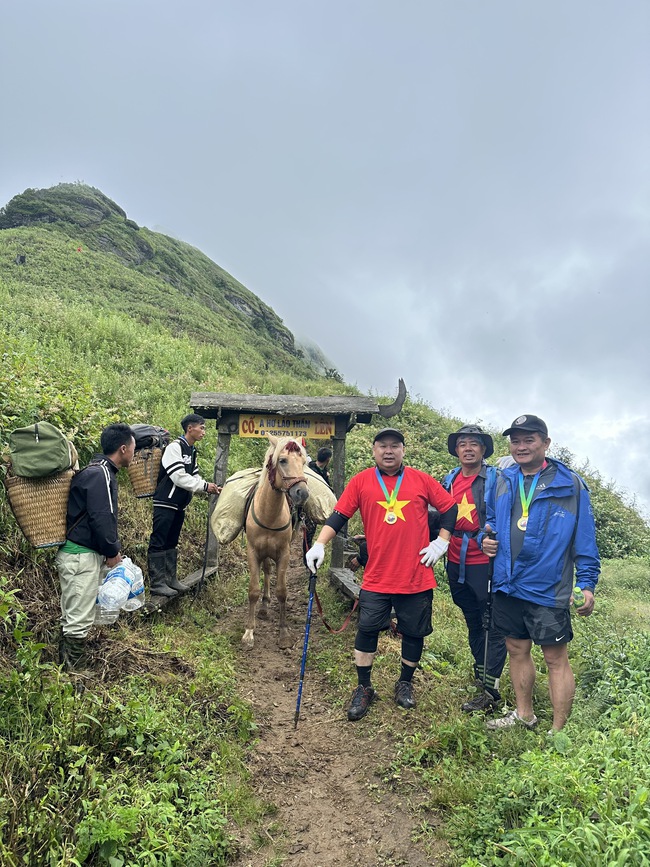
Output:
[130, 424, 170, 451]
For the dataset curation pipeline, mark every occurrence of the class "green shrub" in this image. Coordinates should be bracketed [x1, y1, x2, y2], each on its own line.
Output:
[449, 632, 650, 866]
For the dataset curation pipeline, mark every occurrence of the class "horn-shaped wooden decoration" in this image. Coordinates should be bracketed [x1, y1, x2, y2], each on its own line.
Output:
[377, 378, 407, 419]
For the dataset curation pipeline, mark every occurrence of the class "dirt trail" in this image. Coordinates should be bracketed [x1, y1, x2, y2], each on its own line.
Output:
[228, 540, 451, 867]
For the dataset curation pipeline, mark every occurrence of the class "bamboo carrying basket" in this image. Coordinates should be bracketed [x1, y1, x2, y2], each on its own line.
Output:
[3, 469, 75, 548]
[127, 447, 163, 498]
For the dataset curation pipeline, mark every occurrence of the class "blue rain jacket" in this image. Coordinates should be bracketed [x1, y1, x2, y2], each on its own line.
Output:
[480, 458, 600, 608]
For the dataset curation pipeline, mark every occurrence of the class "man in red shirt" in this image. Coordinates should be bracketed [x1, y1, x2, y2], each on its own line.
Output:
[443, 425, 507, 713]
[306, 428, 458, 721]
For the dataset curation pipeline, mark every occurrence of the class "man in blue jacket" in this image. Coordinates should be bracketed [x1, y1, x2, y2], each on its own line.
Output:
[480, 415, 600, 732]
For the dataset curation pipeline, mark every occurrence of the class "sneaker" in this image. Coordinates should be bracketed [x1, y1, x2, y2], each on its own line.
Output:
[461, 690, 499, 714]
[486, 710, 538, 731]
[347, 685, 377, 721]
[394, 680, 416, 710]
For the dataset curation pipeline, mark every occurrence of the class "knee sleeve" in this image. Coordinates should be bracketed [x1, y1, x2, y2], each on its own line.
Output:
[401, 633, 424, 665]
[355, 629, 379, 654]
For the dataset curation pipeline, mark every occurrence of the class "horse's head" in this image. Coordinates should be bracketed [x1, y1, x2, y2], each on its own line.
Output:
[264, 433, 310, 507]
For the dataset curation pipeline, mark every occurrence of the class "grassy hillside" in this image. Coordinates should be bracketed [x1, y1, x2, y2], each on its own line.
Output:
[0, 184, 649, 866]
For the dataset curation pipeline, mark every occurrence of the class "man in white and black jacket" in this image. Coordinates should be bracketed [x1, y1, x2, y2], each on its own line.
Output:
[147, 414, 219, 597]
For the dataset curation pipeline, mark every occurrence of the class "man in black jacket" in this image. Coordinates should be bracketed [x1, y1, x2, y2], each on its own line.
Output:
[55, 423, 135, 670]
[308, 447, 332, 485]
[147, 414, 219, 597]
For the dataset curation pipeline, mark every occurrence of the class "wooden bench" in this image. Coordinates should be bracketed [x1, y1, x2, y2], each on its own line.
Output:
[328, 566, 361, 601]
[140, 565, 219, 615]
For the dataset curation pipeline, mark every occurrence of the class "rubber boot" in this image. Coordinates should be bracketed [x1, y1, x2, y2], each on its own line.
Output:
[165, 548, 189, 594]
[148, 550, 178, 598]
[59, 634, 91, 672]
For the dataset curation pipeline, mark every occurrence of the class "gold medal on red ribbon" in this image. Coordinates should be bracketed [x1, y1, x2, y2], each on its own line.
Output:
[517, 516, 528, 531]
[385, 510, 397, 525]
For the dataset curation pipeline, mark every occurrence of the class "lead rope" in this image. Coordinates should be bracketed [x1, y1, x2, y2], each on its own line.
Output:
[300, 523, 359, 634]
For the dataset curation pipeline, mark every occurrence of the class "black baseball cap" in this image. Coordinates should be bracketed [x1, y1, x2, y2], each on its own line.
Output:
[447, 424, 494, 458]
[502, 415, 548, 437]
[373, 427, 405, 444]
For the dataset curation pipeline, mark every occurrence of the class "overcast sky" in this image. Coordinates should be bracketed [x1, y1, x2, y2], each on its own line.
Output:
[2, 1, 649, 515]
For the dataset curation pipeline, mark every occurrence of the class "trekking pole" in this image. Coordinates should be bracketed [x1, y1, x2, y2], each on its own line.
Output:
[294, 568, 317, 730]
[482, 530, 496, 690]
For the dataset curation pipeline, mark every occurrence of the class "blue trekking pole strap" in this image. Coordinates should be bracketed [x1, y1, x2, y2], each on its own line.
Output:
[294, 570, 317, 730]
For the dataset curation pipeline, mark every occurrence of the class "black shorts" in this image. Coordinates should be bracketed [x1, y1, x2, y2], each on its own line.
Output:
[358, 588, 433, 638]
[492, 591, 573, 646]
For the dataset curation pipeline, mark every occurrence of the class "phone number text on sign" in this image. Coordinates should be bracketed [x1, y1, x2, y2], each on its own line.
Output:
[239, 415, 334, 439]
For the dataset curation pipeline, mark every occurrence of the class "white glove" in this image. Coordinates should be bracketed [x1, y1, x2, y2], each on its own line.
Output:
[305, 542, 325, 574]
[419, 537, 449, 567]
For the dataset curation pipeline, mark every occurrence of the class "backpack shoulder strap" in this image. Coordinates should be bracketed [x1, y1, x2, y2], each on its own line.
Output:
[443, 466, 461, 491]
[485, 465, 498, 503]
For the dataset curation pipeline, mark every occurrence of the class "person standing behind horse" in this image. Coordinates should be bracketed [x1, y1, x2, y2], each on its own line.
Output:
[303, 446, 333, 558]
[306, 428, 458, 721]
[443, 425, 507, 713]
[309, 447, 332, 484]
[147, 414, 219, 598]
[56, 423, 136, 671]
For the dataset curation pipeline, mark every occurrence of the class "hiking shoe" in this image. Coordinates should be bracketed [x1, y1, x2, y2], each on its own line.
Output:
[486, 710, 538, 731]
[462, 690, 499, 714]
[347, 685, 377, 721]
[394, 680, 416, 710]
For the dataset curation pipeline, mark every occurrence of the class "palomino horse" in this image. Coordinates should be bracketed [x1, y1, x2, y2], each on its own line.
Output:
[242, 433, 310, 649]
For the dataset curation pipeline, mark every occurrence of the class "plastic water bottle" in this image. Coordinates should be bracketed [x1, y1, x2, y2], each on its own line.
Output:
[122, 563, 144, 611]
[95, 561, 133, 624]
[572, 586, 586, 608]
[94, 602, 120, 625]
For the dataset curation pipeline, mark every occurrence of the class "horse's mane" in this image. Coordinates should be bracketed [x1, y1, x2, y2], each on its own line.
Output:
[259, 436, 307, 488]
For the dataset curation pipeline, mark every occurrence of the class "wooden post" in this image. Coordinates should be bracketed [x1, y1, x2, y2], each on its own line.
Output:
[330, 414, 349, 569]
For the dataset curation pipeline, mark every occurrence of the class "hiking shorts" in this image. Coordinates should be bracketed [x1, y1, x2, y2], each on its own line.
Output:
[358, 588, 433, 638]
[492, 591, 573, 646]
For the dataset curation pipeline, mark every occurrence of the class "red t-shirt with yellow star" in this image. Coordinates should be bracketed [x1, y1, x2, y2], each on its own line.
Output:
[334, 466, 456, 594]
[447, 472, 489, 566]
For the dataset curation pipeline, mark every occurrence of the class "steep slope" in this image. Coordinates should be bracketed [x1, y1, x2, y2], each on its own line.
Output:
[0, 184, 357, 465]
[0, 183, 305, 358]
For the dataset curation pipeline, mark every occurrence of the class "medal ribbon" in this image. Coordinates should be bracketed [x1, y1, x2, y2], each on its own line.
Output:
[518, 469, 541, 521]
[375, 467, 404, 510]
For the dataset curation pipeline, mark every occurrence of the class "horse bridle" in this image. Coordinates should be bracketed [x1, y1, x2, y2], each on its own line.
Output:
[273, 473, 307, 494]
[266, 457, 307, 495]
[249, 458, 308, 532]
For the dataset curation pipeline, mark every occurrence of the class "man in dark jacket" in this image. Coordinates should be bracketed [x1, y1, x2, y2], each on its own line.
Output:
[481, 415, 600, 732]
[303, 446, 334, 557]
[55, 423, 135, 670]
[443, 425, 507, 713]
[147, 414, 219, 597]
[308, 447, 332, 485]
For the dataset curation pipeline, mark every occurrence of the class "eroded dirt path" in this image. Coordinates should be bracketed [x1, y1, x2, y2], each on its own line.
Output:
[228, 540, 451, 867]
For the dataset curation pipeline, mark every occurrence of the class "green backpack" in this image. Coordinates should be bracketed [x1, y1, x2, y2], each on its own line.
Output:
[9, 422, 72, 478]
